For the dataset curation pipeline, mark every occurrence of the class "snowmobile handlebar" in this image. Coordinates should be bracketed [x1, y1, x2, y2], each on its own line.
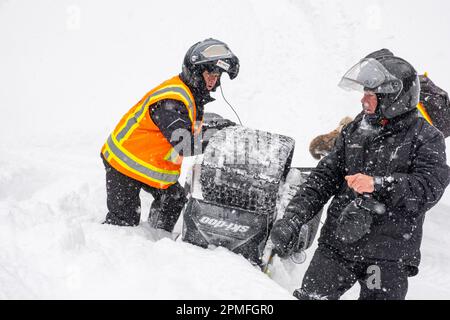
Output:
[291, 167, 317, 173]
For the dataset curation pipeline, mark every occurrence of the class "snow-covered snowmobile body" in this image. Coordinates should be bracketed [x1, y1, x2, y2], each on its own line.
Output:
[182, 117, 321, 266]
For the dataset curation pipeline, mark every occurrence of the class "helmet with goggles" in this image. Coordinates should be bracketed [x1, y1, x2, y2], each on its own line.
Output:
[339, 49, 420, 119]
[181, 38, 240, 91]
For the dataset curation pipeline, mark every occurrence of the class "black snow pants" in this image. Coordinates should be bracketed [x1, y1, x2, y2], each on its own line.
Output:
[102, 156, 187, 231]
[293, 247, 409, 300]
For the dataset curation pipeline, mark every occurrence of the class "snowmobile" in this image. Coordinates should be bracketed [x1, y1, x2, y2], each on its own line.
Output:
[181, 113, 322, 271]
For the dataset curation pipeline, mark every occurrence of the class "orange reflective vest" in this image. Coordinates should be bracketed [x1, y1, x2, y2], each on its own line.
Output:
[101, 75, 199, 189]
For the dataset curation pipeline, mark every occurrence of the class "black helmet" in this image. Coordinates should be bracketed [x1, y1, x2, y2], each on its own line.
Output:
[181, 38, 240, 91]
[339, 49, 420, 119]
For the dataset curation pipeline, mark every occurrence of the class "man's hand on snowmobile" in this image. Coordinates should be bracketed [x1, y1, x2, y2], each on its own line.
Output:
[270, 215, 302, 258]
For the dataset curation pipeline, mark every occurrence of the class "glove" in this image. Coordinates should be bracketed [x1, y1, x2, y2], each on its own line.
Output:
[270, 215, 303, 258]
[335, 196, 385, 244]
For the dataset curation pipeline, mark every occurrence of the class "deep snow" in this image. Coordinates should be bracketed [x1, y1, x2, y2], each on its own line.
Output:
[1, 0, 450, 299]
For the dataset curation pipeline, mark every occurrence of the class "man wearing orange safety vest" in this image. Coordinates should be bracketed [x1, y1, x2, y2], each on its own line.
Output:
[100, 38, 239, 232]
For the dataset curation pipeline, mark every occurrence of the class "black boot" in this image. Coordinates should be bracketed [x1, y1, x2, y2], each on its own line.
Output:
[147, 182, 187, 232]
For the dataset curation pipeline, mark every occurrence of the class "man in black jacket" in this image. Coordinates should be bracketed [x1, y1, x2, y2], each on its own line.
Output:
[270, 50, 450, 300]
[102, 39, 239, 235]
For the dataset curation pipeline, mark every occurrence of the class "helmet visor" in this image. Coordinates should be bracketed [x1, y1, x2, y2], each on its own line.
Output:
[193, 43, 233, 64]
[338, 58, 402, 94]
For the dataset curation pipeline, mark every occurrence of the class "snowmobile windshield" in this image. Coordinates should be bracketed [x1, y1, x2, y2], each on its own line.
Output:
[338, 58, 403, 94]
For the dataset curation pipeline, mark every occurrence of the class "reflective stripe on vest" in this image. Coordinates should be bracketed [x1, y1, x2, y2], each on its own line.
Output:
[164, 147, 182, 164]
[417, 102, 433, 125]
[104, 135, 180, 185]
[103, 82, 196, 186]
[116, 85, 196, 144]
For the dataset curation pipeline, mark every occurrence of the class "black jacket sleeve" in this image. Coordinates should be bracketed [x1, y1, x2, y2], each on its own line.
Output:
[150, 99, 202, 157]
[376, 126, 450, 215]
[285, 128, 347, 224]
